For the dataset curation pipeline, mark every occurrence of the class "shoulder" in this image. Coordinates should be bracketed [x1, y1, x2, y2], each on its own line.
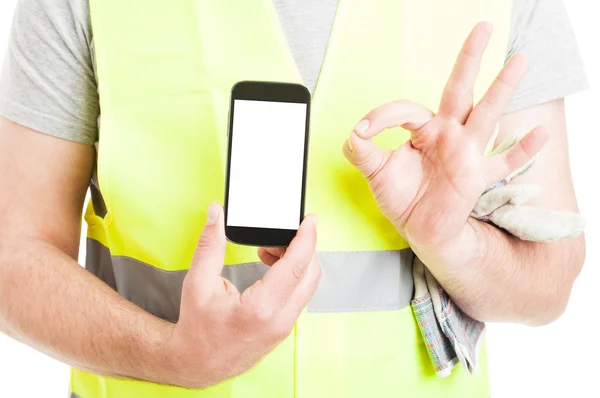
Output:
[0, 0, 98, 144]
[505, 0, 588, 113]
[509, 0, 574, 57]
[14, 0, 92, 54]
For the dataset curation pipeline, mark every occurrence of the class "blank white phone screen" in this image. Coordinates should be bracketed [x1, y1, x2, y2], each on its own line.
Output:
[227, 99, 308, 230]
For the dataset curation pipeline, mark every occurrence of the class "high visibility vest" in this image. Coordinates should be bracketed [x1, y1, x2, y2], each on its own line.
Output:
[73, 0, 511, 397]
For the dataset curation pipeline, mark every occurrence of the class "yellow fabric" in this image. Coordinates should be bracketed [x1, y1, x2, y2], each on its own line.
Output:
[78, 0, 511, 396]
[72, 307, 490, 398]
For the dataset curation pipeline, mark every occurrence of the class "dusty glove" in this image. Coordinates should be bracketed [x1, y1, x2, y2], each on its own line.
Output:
[472, 184, 586, 241]
[411, 130, 586, 378]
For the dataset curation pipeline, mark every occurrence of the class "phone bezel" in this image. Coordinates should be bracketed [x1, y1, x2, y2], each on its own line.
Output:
[224, 81, 311, 247]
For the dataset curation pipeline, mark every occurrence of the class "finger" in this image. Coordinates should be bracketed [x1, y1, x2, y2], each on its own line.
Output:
[344, 100, 434, 179]
[343, 131, 392, 180]
[258, 214, 317, 305]
[438, 22, 493, 124]
[257, 247, 284, 266]
[351, 100, 434, 140]
[484, 126, 549, 186]
[466, 53, 530, 149]
[188, 203, 227, 293]
[260, 247, 286, 259]
[279, 254, 322, 325]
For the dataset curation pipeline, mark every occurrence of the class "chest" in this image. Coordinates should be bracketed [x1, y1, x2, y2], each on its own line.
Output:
[87, 0, 511, 263]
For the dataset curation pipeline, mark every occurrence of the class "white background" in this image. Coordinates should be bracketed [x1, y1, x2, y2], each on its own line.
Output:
[228, 100, 306, 230]
[0, 1, 598, 397]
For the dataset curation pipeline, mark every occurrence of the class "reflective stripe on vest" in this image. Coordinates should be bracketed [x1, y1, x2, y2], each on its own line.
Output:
[86, 239, 415, 322]
[78, 0, 512, 396]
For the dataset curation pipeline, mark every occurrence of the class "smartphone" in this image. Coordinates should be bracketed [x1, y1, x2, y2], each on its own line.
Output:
[224, 81, 311, 247]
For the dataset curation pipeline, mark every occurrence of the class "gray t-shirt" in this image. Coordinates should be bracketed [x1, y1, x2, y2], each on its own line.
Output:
[0, 0, 588, 145]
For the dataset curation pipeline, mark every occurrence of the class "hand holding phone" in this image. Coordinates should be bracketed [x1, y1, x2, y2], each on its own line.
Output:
[224, 81, 311, 247]
[170, 203, 321, 388]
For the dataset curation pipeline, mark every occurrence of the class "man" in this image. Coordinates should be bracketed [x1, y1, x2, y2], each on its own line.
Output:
[0, 0, 587, 397]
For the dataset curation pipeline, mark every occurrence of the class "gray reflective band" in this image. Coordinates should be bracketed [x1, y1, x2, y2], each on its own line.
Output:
[71, 394, 83, 398]
[87, 239, 185, 323]
[310, 250, 414, 312]
[86, 239, 414, 322]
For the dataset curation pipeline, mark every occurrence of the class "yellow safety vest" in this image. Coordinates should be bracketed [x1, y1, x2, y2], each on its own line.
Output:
[74, 0, 511, 397]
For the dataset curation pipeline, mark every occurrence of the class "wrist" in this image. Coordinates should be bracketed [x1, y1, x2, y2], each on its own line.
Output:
[140, 318, 181, 386]
[157, 320, 223, 389]
[411, 218, 485, 280]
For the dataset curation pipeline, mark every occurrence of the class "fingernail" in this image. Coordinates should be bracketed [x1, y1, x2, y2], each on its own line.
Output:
[313, 215, 317, 227]
[206, 203, 220, 225]
[354, 119, 370, 135]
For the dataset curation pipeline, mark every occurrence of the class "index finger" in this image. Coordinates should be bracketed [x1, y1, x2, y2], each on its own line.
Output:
[257, 214, 317, 304]
[353, 100, 434, 140]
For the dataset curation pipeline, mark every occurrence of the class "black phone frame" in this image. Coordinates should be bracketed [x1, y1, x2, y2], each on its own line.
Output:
[224, 81, 311, 247]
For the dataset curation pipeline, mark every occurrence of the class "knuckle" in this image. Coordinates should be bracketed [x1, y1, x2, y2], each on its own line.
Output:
[447, 122, 463, 135]
[291, 262, 307, 281]
[387, 99, 413, 116]
[461, 48, 479, 60]
[496, 74, 513, 90]
[250, 304, 276, 326]
[507, 143, 528, 168]
[445, 80, 472, 97]
[391, 99, 411, 108]
[477, 97, 495, 114]
[517, 139, 534, 158]
[197, 233, 225, 253]
[364, 155, 387, 181]
[196, 234, 213, 250]
[268, 321, 293, 342]
[438, 122, 462, 138]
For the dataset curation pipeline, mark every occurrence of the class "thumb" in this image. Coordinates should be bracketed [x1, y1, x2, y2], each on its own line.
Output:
[343, 131, 391, 180]
[189, 203, 227, 289]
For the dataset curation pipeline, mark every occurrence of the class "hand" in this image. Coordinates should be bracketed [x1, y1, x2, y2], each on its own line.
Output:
[343, 22, 549, 258]
[165, 203, 320, 388]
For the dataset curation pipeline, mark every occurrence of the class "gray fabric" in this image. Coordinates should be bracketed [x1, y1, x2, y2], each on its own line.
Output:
[309, 250, 414, 313]
[273, 0, 338, 92]
[86, 239, 185, 323]
[221, 262, 271, 293]
[86, 239, 415, 321]
[85, 238, 116, 291]
[0, 0, 98, 143]
[505, 0, 589, 113]
[111, 255, 186, 323]
[89, 170, 107, 218]
[0, 0, 588, 145]
[71, 393, 83, 398]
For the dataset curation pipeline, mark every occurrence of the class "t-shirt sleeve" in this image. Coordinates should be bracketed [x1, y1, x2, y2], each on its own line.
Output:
[0, 0, 99, 144]
[505, 0, 589, 114]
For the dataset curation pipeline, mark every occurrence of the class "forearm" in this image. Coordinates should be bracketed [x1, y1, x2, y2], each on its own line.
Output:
[425, 218, 585, 326]
[0, 238, 177, 383]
